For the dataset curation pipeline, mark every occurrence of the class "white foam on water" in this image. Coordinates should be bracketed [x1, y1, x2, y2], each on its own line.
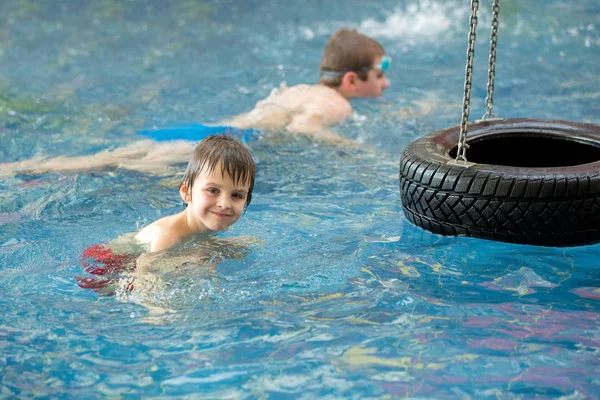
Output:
[358, 0, 467, 41]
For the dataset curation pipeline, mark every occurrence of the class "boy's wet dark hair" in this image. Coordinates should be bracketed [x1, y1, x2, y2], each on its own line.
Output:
[319, 28, 386, 87]
[180, 134, 255, 209]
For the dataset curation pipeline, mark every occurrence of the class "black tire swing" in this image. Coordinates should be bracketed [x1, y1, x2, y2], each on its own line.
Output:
[399, 0, 600, 247]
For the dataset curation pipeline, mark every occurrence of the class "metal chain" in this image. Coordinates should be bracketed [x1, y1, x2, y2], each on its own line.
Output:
[482, 0, 500, 120]
[456, 0, 479, 162]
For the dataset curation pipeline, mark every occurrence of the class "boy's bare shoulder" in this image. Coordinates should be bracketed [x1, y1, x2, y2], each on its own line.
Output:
[227, 83, 351, 136]
[282, 84, 352, 120]
[135, 213, 182, 246]
[283, 84, 348, 103]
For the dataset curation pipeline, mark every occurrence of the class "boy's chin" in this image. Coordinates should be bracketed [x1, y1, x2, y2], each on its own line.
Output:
[361, 92, 383, 98]
[204, 221, 236, 233]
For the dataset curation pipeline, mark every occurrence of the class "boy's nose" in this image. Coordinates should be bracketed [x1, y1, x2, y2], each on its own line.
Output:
[217, 194, 231, 208]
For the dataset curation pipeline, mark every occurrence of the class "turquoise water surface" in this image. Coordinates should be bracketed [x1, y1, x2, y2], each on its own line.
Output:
[1, 0, 599, 398]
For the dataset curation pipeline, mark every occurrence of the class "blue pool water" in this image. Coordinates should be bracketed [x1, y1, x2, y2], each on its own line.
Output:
[1, 0, 599, 398]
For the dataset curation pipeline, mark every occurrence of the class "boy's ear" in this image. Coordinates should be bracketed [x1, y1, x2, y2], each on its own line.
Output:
[341, 71, 357, 88]
[179, 183, 191, 204]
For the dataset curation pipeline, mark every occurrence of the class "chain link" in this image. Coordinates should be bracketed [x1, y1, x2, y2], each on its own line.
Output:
[456, 0, 479, 162]
[482, 0, 500, 120]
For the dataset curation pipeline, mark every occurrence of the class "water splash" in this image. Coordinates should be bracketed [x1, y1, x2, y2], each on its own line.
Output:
[359, 0, 466, 42]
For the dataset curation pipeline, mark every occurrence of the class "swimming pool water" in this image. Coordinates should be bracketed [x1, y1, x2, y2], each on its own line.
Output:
[1, 0, 599, 398]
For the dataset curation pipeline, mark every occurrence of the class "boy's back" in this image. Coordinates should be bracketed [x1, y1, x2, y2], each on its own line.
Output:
[226, 83, 352, 137]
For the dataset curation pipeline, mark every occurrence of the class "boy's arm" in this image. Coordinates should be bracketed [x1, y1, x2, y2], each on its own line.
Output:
[147, 233, 179, 253]
[286, 111, 357, 146]
[286, 110, 381, 150]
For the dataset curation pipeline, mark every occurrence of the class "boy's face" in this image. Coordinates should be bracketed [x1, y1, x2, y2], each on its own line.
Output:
[180, 162, 251, 233]
[355, 56, 390, 98]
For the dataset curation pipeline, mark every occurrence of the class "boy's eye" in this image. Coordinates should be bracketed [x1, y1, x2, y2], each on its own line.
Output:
[233, 193, 246, 200]
[207, 188, 219, 195]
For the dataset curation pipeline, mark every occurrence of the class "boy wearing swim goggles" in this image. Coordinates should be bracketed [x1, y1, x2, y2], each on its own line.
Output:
[227, 28, 390, 144]
[318, 29, 391, 99]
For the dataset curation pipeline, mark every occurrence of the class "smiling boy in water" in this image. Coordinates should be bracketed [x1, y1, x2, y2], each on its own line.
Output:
[0, 28, 389, 177]
[136, 134, 255, 252]
[76, 134, 256, 296]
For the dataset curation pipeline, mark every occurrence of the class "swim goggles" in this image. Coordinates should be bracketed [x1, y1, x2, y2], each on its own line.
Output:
[319, 56, 391, 79]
